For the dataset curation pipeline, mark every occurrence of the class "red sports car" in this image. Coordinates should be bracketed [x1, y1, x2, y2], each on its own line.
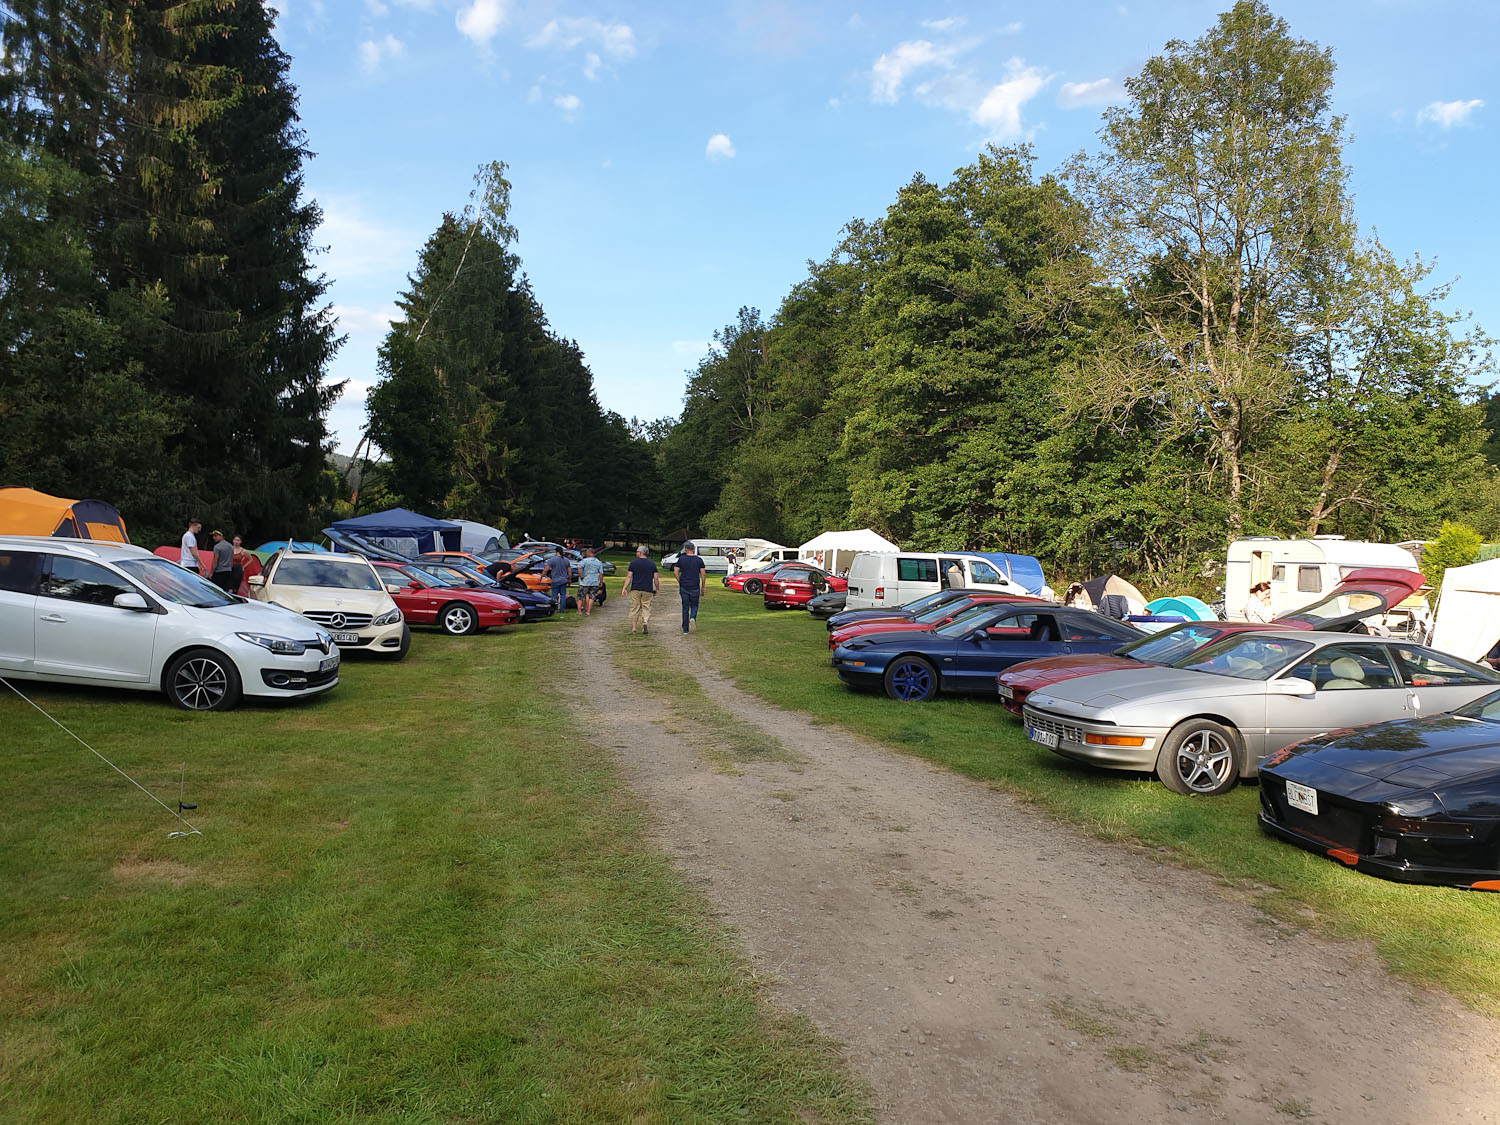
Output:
[372, 560, 522, 635]
[762, 564, 849, 609]
[995, 566, 1426, 715]
[724, 564, 794, 595]
[828, 592, 1045, 650]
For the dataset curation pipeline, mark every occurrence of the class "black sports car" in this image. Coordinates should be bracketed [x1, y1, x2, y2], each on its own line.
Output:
[806, 591, 847, 619]
[1259, 689, 1500, 891]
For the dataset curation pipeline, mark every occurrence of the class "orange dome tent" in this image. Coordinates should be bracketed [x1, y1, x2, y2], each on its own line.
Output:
[0, 487, 130, 541]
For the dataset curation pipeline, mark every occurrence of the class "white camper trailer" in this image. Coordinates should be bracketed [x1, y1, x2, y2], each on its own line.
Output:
[1224, 536, 1419, 621]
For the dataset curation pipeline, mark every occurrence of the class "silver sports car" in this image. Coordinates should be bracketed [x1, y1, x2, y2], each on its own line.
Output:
[1020, 630, 1500, 796]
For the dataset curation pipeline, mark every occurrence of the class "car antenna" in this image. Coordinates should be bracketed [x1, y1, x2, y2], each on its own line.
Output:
[2, 677, 202, 838]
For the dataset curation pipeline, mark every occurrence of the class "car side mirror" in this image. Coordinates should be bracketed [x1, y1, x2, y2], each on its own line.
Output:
[1270, 676, 1316, 696]
[385, 583, 404, 594]
[407, 581, 421, 590]
[247, 575, 264, 588]
[113, 591, 150, 611]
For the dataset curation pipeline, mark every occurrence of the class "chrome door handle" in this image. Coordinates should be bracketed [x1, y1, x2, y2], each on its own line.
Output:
[40, 613, 66, 623]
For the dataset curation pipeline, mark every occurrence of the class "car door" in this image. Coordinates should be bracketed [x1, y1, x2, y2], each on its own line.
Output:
[380, 565, 439, 625]
[34, 555, 157, 682]
[0, 550, 42, 673]
[1270, 643, 1412, 754]
[1391, 644, 1500, 716]
[944, 609, 1055, 693]
[1055, 611, 1139, 657]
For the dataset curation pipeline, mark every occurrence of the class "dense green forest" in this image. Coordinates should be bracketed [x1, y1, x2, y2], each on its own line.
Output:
[2, 1, 1496, 579]
[654, 2, 1500, 586]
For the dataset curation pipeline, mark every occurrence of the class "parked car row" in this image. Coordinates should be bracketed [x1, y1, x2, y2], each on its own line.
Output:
[806, 565, 1500, 891]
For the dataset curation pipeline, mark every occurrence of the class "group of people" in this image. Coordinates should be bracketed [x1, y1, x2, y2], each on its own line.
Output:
[179, 517, 253, 592]
[624, 543, 709, 635]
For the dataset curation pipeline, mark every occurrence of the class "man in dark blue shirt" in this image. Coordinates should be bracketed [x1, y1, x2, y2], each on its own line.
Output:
[673, 542, 708, 634]
[545, 547, 571, 613]
[626, 546, 659, 634]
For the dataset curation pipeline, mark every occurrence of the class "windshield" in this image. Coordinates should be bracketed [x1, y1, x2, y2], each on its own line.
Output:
[1174, 634, 1316, 680]
[1283, 588, 1389, 627]
[933, 603, 1009, 638]
[274, 557, 382, 591]
[898, 590, 953, 615]
[117, 558, 237, 608]
[1455, 689, 1500, 722]
[1116, 623, 1229, 665]
[914, 597, 979, 624]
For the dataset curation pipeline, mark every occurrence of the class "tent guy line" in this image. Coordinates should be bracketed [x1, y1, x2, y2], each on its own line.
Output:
[2, 676, 202, 838]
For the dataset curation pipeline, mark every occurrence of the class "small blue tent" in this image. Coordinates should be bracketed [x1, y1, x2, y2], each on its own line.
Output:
[329, 508, 462, 556]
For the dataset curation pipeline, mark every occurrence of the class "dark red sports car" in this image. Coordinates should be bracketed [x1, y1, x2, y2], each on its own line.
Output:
[372, 560, 522, 635]
[762, 564, 849, 609]
[724, 565, 793, 595]
[995, 567, 1426, 715]
[828, 592, 1045, 650]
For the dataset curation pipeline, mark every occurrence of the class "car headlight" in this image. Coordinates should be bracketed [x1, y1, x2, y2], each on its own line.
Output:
[235, 632, 306, 655]
[373, 607, 403, 626]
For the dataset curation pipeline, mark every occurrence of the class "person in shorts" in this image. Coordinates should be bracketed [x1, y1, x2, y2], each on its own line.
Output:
[577, 548, 605, 616]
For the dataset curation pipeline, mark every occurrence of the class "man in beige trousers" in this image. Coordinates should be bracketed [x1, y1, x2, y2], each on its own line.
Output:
[625, 545, 659, 634]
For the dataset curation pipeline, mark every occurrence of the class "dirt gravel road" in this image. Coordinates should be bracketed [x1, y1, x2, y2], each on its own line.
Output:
[568, 613, 1500, 1123]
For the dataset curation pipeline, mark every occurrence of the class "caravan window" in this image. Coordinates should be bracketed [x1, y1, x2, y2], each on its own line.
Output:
[968, 559, 1002, 585]
[1297, 566, 1322, 593]
[1272, 565, 1285, 582]
[897, 557, 938, 583]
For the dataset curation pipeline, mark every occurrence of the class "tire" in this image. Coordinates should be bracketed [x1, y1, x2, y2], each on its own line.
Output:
[744, 578, 764, 595]
[883, 656, 938, 702]
[164, 648, 243, 711]
[1156, 719, 1240, 796]
[439, 602, 478, 636]
[383, 624, 411, 660]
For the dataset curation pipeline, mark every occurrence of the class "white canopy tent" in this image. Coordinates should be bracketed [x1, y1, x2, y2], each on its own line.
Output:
[454, 519, 509, 554]
[1430, 557, 1500, 661]
[797, 528, 900, 576]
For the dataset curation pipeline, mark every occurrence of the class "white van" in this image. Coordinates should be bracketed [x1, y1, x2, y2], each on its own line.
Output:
[842, 551, 1029, 610]
[661, 539, 744, 576]
[738, 545, 801, 572]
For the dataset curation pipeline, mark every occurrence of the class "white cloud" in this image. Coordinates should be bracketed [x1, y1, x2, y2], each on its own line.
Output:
[364, 0, 388, 15]
[316, 197, 425, 283]
[555, 93, 582, 117]
[870, 39, 962, 103]
[526, 84, 542, 104]
[456, 0, 506, 45]
[922, 16, 963, 32]
[358, 33, 404, 73]
[528, 17, 636, 58]
[673, 339, 710, 357]
[331, 304, 403, 340]
[1058, 76, 1124, 108]
[1001, 20, 1022, 34]
[971, 60, 1047, 139]
[1418, 98, 1483, 128]
[583, 51, 602, 80]
[705, 133, 736, 160]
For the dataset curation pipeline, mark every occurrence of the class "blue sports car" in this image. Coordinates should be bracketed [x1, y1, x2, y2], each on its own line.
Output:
[832, 603, 1143, 701]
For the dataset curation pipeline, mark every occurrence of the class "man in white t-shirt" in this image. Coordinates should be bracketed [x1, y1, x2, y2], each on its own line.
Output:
[180, 517, 203, 575]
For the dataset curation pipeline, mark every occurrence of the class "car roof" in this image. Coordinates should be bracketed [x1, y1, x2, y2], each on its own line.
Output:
[277, 550, 374, 563]
[0, 535, 154, 560]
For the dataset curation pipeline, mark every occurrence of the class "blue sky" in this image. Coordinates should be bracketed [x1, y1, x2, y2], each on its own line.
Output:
[268, 1, 1498, 454]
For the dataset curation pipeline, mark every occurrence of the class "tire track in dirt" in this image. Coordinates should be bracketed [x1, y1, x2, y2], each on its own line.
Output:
[568, 609, 1500, 1123]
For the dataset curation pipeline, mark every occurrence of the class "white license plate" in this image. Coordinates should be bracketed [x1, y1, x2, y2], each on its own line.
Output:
[318, 656, 339, 673]
[1029, 727, 1060, 749]
[997, 684, 1014, 700]
[1285, 780, 1318, 815]
[332, 631, 360, 645]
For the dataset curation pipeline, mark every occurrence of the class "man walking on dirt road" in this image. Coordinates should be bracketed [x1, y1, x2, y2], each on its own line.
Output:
[673, 542, 708, 633]
[626, 546, 659, 634]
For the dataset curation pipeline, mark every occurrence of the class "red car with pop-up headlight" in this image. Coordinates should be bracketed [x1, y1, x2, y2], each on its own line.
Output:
[372, 560, 522, 635]
[762, 563, 848, 609]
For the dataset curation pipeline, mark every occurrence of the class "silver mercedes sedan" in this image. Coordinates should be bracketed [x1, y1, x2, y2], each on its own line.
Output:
[1020, 630, 1500, 796]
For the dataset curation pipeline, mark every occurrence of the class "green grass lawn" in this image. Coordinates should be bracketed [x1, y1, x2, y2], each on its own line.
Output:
[0, 609, 870, 1123]
[692, 586, 1500, 1017]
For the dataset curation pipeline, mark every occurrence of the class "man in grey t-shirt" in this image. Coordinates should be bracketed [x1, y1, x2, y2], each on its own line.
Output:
[209, 530, 235, 591]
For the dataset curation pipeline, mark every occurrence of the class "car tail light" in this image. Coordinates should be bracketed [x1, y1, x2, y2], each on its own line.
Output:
[875, 586, 885, 599]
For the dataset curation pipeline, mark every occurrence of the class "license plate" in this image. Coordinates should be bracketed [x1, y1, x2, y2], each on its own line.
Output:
[332, 631, 360, 645]
[1285, 780, 1318, 815]
[997, 684, 1014, 700]
[318, 655, 339, 673]
[1029, 726, 1060, 749]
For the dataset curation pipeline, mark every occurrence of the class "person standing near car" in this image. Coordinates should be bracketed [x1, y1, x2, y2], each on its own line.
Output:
[545, 546, 571, 613]
[673, 541, 708, 634]
[626, 545, 659, 634]
[1244, 580, 1274, 623]
[180, 517, 203, 575]
[208, 530, 235, 590]
[577, 547, 605, 616]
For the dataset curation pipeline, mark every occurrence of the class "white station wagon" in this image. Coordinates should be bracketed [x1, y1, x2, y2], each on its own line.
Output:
[0, 536, 339, 710]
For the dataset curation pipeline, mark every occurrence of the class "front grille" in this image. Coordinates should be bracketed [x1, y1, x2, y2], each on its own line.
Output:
[1263, 781, 1369, 851]
[302, 610, 374, 628]
[1025, 712, 1086, 744]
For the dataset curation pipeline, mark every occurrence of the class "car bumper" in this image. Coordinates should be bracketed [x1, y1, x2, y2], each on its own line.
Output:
[831, 651, 888, 688]
[328, 620, 407, 652]
[238, 646, 340, 699]
[1021, 706, 1163, 770]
